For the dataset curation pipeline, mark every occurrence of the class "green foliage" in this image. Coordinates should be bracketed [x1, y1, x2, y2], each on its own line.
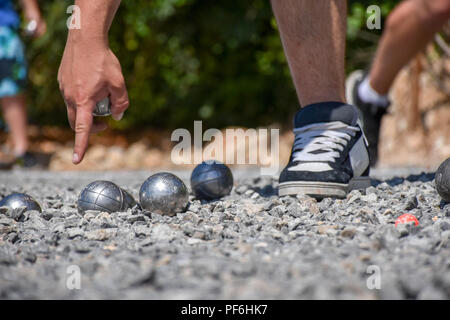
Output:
[346, 0, 396, 72]
[23, 1, 395, 129]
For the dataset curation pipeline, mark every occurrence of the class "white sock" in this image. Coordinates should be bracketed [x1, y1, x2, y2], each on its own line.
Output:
[358, 77, 389, 107]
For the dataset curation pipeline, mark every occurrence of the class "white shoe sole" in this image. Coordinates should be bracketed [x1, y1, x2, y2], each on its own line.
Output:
[278, 176, 371, 198]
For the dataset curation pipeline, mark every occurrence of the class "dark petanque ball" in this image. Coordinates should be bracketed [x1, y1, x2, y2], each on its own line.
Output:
[190, 161, 234, 200]
[139, 172, 189, 216]
[121, 188, 138, 210]
[436, 158, 450, 202]
[0, 193, 42, 212]
[78, 180, 123, 214]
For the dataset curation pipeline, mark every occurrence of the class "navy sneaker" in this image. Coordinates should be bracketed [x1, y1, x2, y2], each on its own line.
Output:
[0, 151, 38, 170]
[278, 102, 371, 198]
[14, 151, 38, 168]
[346, 70, 390, 166]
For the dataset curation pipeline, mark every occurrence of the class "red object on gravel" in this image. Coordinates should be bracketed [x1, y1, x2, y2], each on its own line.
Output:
[395, 213, 419, 227]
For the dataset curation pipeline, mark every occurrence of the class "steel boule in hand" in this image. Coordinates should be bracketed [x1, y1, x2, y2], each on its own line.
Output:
[93, 97, 112, 117]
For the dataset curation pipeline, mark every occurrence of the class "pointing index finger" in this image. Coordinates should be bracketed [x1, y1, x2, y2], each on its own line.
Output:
[73, 103, 95, 164]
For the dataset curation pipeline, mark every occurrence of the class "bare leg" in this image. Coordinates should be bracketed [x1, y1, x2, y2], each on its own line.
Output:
[271, 0, 347, 106]
[1, 94, 29, 156]
[369, 0, 450, 95]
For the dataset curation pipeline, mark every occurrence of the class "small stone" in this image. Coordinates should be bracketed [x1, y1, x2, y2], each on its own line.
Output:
[0, 250, 17, 265]
[193, 231, 205, 239]
[438, 221, 449, 231]
[42, 211, 54, 221]
[254, 242, 268, 248]
[307, 201, 320, 215]
[134, 225, 152, 238]
[362, 193, 378, 202]
[152, 224, 179, 242]
[67, 228, 84, 239]
[127, 214, 146, 224]
[288, 218, 302, 231]
[8, 207, 26, 221]
[7, 232, 19, 243]
[269, 205, 285, 217]
[235, 185, 249, 195]
[347, 190, 361, 204]
[51, 223, 65, 234]
[0, 218, 14, 226]
[23, 252, 37, 263]
[26, 212, 48, 229]
[404, 196, 418, 210]
[340, 227, 357, 238]
[187, 238, 202, 245]
[396, 223, 412, 237]
[244, 190, 254, 197]
[287, 203, 302, 218]
[359, 254, 371, 262]
[317, 225, 337, 235]
[84, 228, 117, 241]
[83, 212, 97, 221]
[263, 199, 282, 211]
[64, 217, 80, 229]
[250, 192, 259, 199]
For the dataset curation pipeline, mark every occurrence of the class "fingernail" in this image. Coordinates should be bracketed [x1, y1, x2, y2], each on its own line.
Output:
[72, 153, 79, 164]
[113, 112, 124, 121]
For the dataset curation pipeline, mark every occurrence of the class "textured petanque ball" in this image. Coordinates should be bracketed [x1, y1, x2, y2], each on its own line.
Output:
[121, 188, 138, 210]
[436, 158, 450, 202]
[139, 172, 189, 216]
[191, 160, 234, 200]
[0, 193, 42, 212]
[77, 180, 124, 214]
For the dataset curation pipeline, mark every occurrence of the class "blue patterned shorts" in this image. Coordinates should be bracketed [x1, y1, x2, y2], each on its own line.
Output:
[0, 26, 27, 98]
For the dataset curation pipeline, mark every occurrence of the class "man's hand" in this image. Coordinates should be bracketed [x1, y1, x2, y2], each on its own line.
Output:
[58, 40, 128, 164]
[20, 0, 47, 37]
[57, 0, 126, 165]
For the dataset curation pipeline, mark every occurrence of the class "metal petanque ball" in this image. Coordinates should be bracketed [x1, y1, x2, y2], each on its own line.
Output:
[121, 188, 138, 210]
[93, 97, 112, 117]
[77, 180, 124, 214]
[139, 172, 189, 216]
[436, 158, 450, 202]
[191, 161, 234, 200]
[0, 193, 42, 212]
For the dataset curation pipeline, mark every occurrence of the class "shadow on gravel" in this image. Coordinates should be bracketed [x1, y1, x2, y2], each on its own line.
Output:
[252, 185, 278, 197]
[371, 172, 436, 188]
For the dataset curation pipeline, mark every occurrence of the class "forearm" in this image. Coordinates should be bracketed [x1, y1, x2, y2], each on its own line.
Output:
[68, 0, 121, 45]
[19, 0, 41, 20]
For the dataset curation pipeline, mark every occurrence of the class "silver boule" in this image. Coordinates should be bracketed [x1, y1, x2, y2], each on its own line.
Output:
[0, 193, 42, 212]
[78, 180, 123, 214]
[93, 97, 112, 117]
[25, 20, 37, 36]
[139, 172, 189, 216]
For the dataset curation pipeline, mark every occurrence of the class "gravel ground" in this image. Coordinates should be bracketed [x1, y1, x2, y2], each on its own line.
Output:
[0, 168, 449, 300]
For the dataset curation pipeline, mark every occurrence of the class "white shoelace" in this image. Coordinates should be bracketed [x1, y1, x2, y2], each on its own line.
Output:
[291, 121, 360, 163]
